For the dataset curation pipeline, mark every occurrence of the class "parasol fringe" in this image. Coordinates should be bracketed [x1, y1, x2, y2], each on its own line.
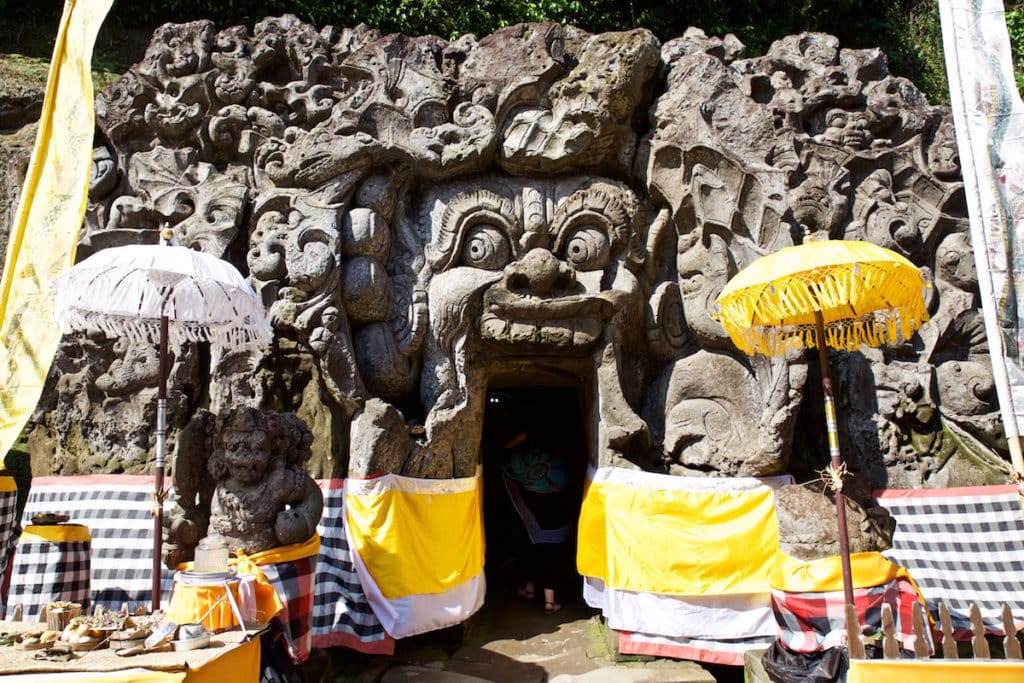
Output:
[715, 251, 929, 357]
[58, 308, 273, 350]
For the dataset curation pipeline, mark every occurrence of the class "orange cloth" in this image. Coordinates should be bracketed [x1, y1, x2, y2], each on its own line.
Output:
[166, 578, 248, 633]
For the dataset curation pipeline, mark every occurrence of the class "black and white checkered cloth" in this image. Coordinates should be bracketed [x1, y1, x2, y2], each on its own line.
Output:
[8, 526, 91, 620]
[0, 481, 19, 613]
[12, 475, 175, 614]
[311, 481, 392, 653]
[878, 484, 1024, 634]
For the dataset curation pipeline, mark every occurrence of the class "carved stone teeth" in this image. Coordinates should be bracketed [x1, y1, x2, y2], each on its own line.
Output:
[480, 314, 507, 339]
[509, 321, 536, 343]
[540, 322, 573, 345]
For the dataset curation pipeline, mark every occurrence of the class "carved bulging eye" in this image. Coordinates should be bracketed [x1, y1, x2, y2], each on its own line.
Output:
[679, 270, 706, 296]
[564, 227, 610, 270]
[460, 224, 511, 270]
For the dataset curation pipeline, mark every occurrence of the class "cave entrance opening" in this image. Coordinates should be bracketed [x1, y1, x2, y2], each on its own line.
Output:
[479, 385, 588, 613]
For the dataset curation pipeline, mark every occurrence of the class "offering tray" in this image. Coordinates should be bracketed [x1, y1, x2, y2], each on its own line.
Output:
[31, 513, 70, 525]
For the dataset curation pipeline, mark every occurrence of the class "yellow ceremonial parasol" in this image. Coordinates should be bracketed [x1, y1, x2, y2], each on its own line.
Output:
[713, 236, 929, 605]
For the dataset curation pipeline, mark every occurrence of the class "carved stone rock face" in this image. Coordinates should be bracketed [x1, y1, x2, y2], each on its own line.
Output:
[654, 351, 803, 477]
[774, 478, 896, 561]
[390, 176, 649, 477]
[17, 17, 1010, 492]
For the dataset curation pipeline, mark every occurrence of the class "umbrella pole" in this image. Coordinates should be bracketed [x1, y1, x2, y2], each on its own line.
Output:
[814, 311, 855, 607]
[153, 314, 169, 612]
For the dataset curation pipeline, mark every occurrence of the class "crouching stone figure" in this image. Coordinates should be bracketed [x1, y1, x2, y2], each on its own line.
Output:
[164, 407, 324, 568]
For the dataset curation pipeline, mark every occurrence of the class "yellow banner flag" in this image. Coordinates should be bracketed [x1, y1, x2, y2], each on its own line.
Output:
[0, 0, 112, 456]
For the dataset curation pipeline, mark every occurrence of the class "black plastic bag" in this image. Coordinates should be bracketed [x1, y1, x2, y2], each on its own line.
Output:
[259, 623, 302, 683]
[761, 641, 849, 683]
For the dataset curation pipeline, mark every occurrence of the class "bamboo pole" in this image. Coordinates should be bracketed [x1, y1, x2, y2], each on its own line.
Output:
[815, 310, 855, 607]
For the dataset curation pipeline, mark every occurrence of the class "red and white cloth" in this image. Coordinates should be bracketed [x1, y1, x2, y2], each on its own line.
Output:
[771, 576, 927, 653]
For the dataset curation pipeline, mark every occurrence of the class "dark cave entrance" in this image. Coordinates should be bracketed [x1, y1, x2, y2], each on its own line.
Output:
[479, 386, 589, 610]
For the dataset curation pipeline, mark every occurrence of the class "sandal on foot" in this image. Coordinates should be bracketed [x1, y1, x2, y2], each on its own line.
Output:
[517, 586, 535, 599]
[544, 601, 562, 615]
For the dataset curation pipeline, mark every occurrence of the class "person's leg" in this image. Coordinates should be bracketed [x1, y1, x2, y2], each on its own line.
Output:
[535, 542, 561, 614]
[517, 539, 540, 598]
[543, 586, 561, 614]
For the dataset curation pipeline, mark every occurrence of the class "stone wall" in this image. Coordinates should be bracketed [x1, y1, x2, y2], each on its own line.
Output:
[8, 18, 1012, 488]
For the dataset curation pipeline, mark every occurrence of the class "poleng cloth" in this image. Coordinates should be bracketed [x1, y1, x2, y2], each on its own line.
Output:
[770, 552, 930, 653]
[20, 476, 390, 652]
[17, 474, 176, 611]
[577, 468, 789, 595]
[235, 534, 319, 664]
[311, 479, 392, 653]
[345, 471, 485, 638]
[877, 484, 1024, 634]
[0, 475, 18, 611]
[7, 524, 91, 620]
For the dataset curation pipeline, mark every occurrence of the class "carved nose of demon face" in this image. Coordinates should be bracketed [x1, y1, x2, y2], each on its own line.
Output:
[503, 248, 576, 297]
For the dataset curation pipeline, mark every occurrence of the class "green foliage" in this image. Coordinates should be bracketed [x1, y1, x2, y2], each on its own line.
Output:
[5, 439, 32, 524]
[882, 0, 949, 105]
[1007, 5, 1024, 94]
[9, 0, 1024, 103]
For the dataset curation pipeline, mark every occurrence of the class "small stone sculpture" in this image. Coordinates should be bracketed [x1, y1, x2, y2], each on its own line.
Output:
[165, 407, 323, 566]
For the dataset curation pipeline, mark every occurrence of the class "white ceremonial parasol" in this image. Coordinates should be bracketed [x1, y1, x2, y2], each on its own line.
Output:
[51, 229, 272, 611]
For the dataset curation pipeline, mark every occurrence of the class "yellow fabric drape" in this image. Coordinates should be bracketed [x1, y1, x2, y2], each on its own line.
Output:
[770, 551, 912, 593]
[21, 523, 91, 543]
[0, 0, 113, 457]
[239, 533, 321, 566]
[187, 634, 261, 683]
[345, 473, 484, 600]
[847, 659, 1024, 683]
[13, 638, 260, 682]
[577, 469, 783, 595]
[0, 475, 16, 492]
[16, 672, 185, 682]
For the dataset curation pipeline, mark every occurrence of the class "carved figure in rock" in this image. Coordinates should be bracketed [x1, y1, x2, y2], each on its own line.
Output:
[929, 233, 1001, 443]
[787, 142, 852, 238]
[643, 145, 807, 476]
[30, 334, 196, 475]
[362, 176, 651, 478]
[166, 407, 323, 564]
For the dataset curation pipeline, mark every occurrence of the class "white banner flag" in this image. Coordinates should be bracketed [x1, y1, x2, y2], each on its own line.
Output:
[940, 0, 1024, 477]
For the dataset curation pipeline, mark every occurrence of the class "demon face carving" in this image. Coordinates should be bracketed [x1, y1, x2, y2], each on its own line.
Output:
[405, 176, 649, 475]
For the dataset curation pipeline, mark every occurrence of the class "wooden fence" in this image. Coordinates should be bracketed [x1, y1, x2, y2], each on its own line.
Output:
[845, 602, 1023, 660]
